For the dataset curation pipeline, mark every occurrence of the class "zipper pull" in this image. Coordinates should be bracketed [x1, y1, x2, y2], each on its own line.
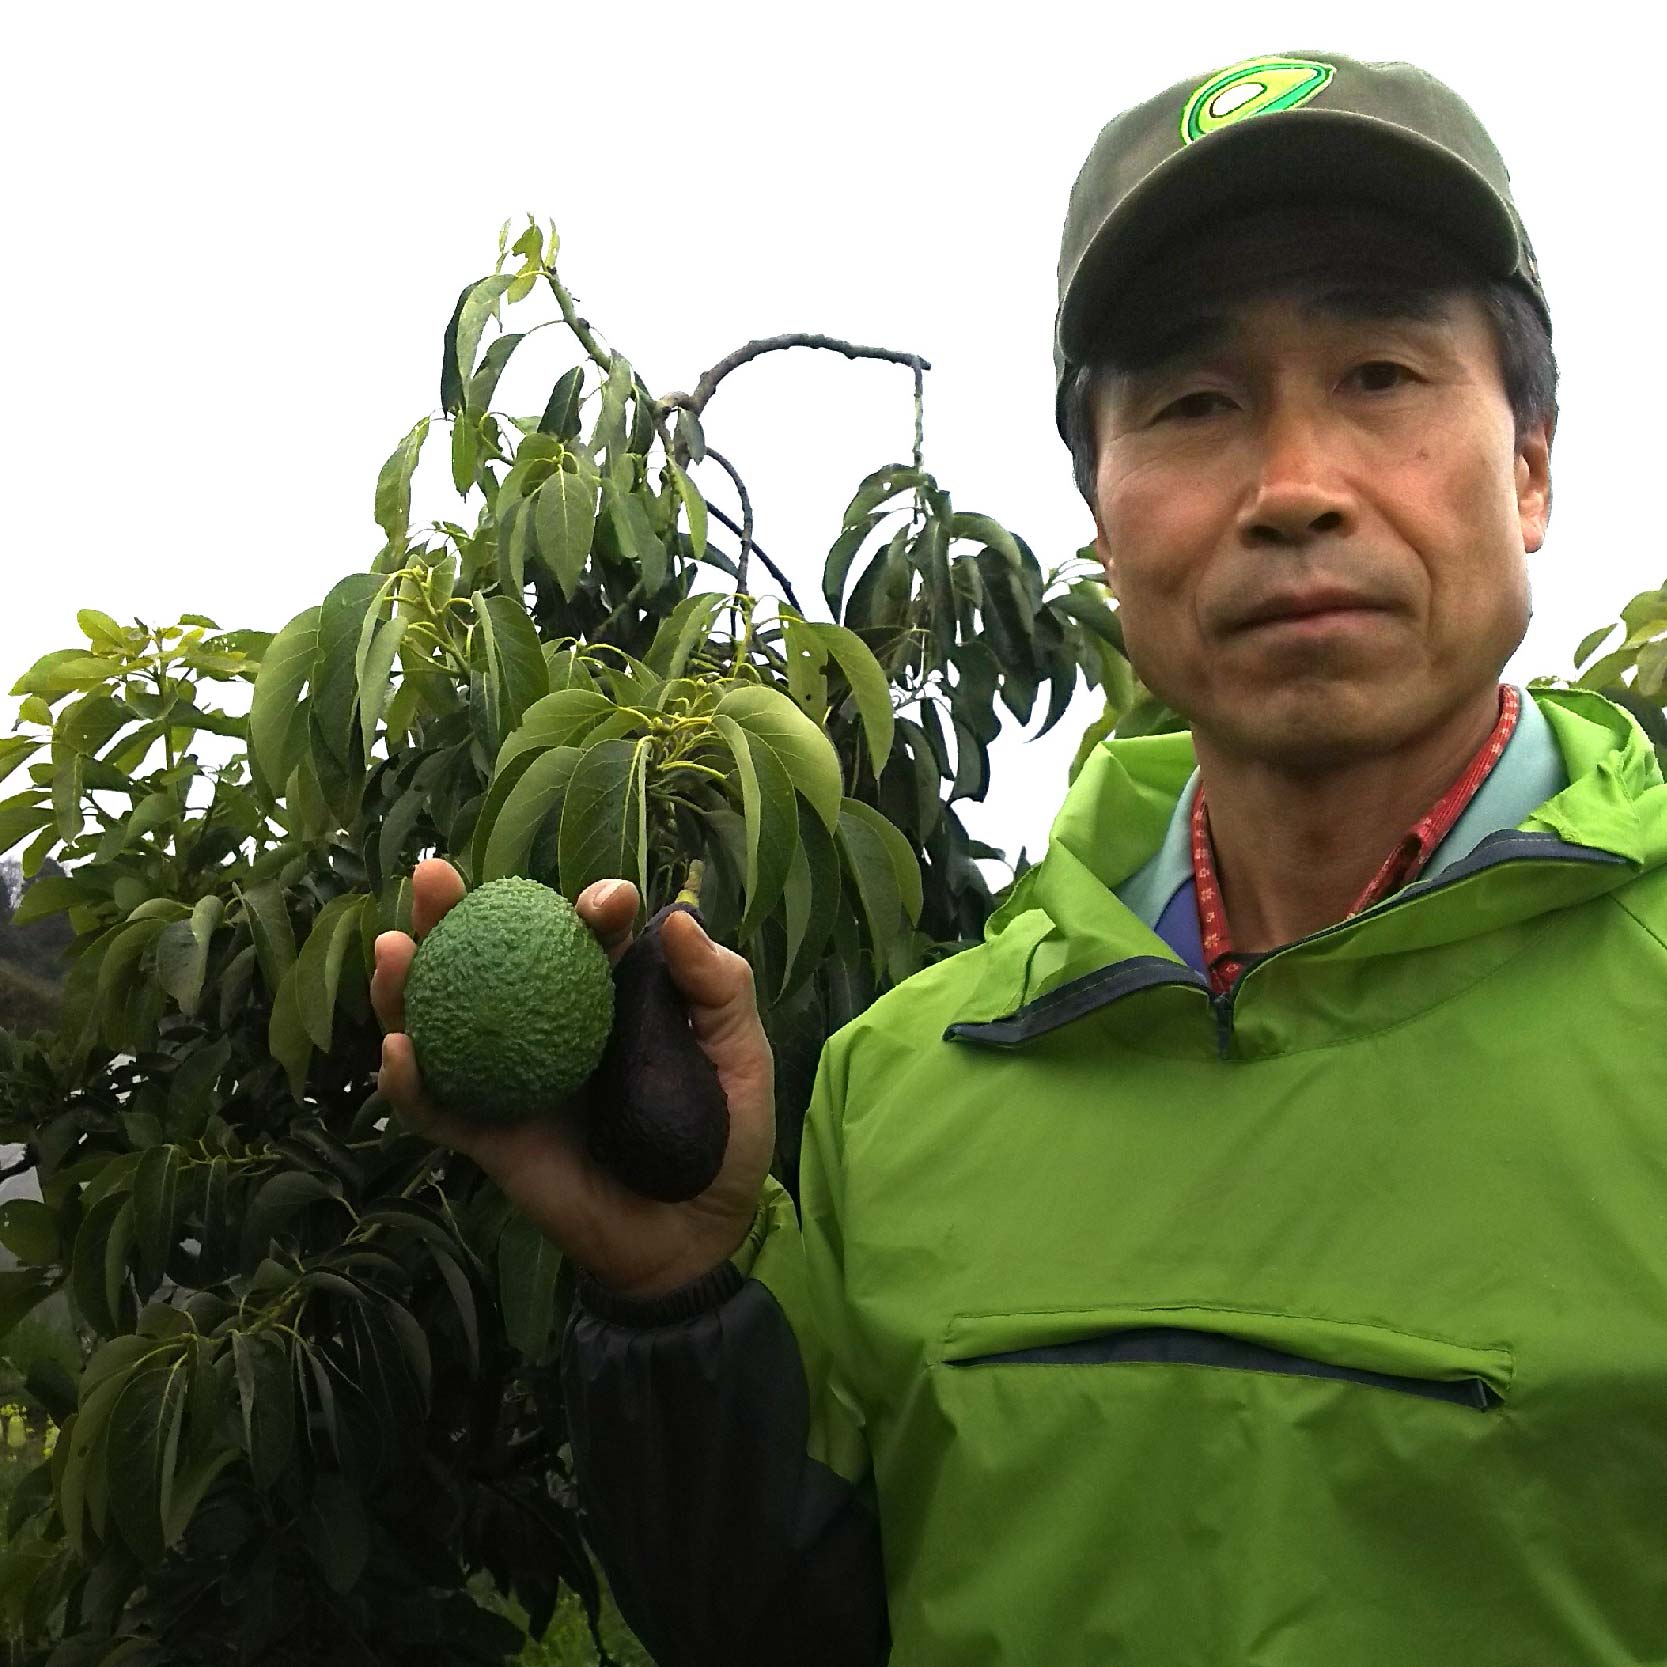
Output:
[1212, 993, 1234, 1060]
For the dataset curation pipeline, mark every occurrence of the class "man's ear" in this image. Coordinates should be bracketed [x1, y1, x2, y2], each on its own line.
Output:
[1517, 415, 1553, 554]
[1092, 504, 1119, 600]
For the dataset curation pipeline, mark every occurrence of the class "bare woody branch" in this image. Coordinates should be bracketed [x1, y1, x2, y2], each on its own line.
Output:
[658, 334, 932, 419]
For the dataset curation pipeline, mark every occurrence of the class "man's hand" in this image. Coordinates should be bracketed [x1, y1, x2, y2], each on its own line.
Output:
[371, 859, 776, 1299]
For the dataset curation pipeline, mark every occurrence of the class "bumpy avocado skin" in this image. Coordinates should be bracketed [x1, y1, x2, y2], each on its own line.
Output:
[588, 902, 730, 1202]
[403, 877, 614, 1124]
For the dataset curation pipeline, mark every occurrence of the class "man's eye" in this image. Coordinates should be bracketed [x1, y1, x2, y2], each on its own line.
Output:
[1352, 361, 1415, 391]
[1154, 391, 1230, 423]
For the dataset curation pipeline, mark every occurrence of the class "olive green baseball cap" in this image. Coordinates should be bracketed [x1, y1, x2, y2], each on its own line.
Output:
[1055, 51, 1551, 434]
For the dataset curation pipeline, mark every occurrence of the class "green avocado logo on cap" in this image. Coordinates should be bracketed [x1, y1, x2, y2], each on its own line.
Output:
[1181, 55, 1335, 143]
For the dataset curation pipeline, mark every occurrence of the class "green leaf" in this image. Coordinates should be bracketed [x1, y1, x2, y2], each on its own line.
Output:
[824, 515, 880, 617]
[0, 1202, 61, 1266]
[644, 592, 725, 680]
[532, 462, 599, 600]
[304, 1471, 370, 1595]
[373, 417, 431, 554]
[9, 649, 111, 702]
[107, 1350, 190, 1565]
[466, 330, 525, 416]
[0, 737, 42, 792]
[713, 684, 843, 832]
[840, 798, 922, 925]
[592, 355, 632, 475]
[604, 480, 668, 595]
[841, 464, 926, 528]
[895, 717, 945, 834]
[835, 801, 914, 981]
[805, 620, 894, 775]
[247, 606, 320, 802]
[0, 797, 54, 859]
[77, 608, 125, 646]
[163, 1448, 239, 1552]
[52, 752, 85, 842]
[778, 800, 842, 1002]
[269, 960, 315, 1103]
[711, 716, 798, 939]
[8, 874, 83, 926]
[477, 593, 547, 738]
[234, 880, 297, 999]
[498, 688, 617, 769]
[430, 1248, 480, 1379]
[668, 461, 707, 560]
[131, 1146, 181, 1287]
[481, 746, 580, 882]
[104, 1198, 136, 1334]
[949, 510, 1025, 569]
[153, 894, 223, 1018]
[295, 894, 368, 1054]
[780, 615, 830, 720]
[559, 737, 648, 902]
[441, 275, 515, 416]
[1635, 638, 1667, 698]
[538, 366, 585, 439]
[0, 1268, 56, 1344]
[1572, 623, 1617, 672]
[377, 1294, 432, 1410]
[449, 413, 480, 495]
[232, 1331, 294, 1490]
[243, 1173, 340, 1260]
[497, 1213, 562, 1365]
[1051, 583, 1126, 655]
[313, 573, 389, 778]
[357, 614, 408, 757]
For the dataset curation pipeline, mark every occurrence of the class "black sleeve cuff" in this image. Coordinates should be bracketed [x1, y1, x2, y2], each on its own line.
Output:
[572, 1256, 746, 1328]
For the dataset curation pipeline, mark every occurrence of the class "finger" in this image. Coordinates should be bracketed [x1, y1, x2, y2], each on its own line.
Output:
[656, 913, 756, 1013]
[378, 1031, 477, 1153]
[371, 931, 416, 1034]
[576, 878, 641, 966]
[410, 857, 467, 940]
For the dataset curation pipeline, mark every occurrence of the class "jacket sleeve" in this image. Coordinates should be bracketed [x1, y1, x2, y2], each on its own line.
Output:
[558, 1056, 889, 1667]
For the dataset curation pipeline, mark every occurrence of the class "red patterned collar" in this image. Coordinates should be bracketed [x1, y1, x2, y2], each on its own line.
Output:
[1191, 685, 1522, 996]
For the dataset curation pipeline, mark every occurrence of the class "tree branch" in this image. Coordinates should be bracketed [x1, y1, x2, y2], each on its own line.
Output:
[659, 334, 932, 419]
[704, 503, 802, 614]
[704, 448, 754, 595]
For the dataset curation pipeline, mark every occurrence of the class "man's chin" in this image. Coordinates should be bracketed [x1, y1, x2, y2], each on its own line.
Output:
[1194, 683, 1417, 775]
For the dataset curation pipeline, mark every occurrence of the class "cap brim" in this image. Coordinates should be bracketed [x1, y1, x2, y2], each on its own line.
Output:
[1057, 109, 1522, 364]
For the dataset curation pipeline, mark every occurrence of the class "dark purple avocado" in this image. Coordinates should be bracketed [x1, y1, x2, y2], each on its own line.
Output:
[586, 901, 730, 1202]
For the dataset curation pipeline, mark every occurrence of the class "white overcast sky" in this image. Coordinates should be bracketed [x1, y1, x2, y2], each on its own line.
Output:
[2, 2, 1659, 869]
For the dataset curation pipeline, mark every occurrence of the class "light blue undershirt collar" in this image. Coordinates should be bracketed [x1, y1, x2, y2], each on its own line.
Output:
[1114, 686, 1569, 946]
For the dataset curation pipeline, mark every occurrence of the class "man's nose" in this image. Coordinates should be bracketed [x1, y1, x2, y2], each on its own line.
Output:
[1238, 395, 1354, 546]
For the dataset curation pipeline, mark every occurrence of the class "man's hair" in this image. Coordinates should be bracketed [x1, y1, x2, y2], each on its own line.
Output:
[1061, 275, 1559, 507]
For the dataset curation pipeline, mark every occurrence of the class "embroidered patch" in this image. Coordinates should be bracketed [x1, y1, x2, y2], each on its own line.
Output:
[1181, 56, 1335, 144]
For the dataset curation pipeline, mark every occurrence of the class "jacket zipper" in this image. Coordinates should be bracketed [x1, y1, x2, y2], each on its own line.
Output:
[946, 833, 1626, 1056]
[1207, 834, 1626, 1056]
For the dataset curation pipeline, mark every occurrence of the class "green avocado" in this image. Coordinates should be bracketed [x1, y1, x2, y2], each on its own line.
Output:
[402, 876, 614, 1123]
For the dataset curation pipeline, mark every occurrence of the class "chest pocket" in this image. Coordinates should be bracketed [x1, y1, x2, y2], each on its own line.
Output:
[938, 1302, 1514, 1408]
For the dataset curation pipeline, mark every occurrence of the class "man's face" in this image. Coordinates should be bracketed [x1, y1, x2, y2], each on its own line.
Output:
[1088, 211, 1552, 773]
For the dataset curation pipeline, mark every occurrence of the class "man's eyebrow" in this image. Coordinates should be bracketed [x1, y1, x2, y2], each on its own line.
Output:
[1111, 286, 1455, 379]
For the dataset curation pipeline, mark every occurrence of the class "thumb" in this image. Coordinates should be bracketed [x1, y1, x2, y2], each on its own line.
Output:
[658, 908, 755, 1014]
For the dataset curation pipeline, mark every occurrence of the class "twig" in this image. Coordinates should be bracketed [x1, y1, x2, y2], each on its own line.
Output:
[704, 504, 802, 614]
[659, 334, 932, 419]
[704, 448, 754, 595]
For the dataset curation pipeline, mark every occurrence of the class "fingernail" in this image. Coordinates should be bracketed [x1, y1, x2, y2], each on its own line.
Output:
[595, 880, 622, 907]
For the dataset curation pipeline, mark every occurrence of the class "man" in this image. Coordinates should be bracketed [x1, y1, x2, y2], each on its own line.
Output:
[372, 51, 1667, 1664]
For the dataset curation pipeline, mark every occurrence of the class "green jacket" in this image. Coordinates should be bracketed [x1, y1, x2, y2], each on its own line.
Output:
[562, 687, 1667, 1665]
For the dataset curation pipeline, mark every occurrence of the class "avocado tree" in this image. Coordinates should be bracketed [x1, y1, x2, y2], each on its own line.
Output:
[0, 219, 1141, 1663]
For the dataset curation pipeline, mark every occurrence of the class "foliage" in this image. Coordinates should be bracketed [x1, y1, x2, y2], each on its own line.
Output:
[1555, 581, 1667, 766]
[0, 217, 1141, 1662]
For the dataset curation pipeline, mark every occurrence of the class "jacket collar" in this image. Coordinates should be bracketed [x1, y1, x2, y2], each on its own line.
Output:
[950, 688, 1665, 1050]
